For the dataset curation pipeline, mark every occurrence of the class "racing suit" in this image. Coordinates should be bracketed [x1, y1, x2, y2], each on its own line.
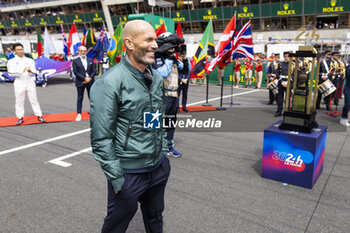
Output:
[7, 55, 43, 118]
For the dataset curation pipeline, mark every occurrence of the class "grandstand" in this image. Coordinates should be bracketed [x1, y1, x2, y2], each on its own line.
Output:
[0, 0, 350, 55]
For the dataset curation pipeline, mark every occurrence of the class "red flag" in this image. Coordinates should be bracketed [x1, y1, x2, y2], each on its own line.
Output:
[155, 23, 166, 37]
[176, 22, 183, 38]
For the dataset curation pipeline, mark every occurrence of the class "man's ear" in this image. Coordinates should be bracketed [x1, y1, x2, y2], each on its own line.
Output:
[124, 38, 133, 51]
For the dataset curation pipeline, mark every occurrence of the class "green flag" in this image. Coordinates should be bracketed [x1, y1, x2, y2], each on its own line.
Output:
[192, 19, 215, 76]
[85, 27, 96, 51]
[107, 22, 123, 66]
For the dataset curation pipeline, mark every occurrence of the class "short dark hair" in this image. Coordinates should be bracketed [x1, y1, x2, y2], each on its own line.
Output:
[13, 43, 23, 50]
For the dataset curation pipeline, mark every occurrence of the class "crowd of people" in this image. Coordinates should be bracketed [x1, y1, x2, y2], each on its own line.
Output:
[4, 47, 66, 62]
[316, 20, 338, 29]
[263, 49, 349, 126]
[187, 49, 349, 128]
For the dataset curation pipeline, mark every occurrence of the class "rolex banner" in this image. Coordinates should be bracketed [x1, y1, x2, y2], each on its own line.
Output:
[192, 19, 215, 76]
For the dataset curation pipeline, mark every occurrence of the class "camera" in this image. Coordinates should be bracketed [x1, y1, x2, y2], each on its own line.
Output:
[156, 32, 185, 55]
[177, 44, 187, 56]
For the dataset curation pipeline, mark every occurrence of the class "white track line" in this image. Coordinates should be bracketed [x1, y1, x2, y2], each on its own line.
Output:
[187, 89, 259, 106]
[0, 128, 90, 156]
[48, 147, 92, 167]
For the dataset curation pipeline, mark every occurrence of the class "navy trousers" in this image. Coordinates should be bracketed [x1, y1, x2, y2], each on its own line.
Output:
[268, 89, 277, 104]
[316, 79, 331, 110]
[276, 84, 286, 114]
[178, 81, 189, 108]
[101, 157, 171, 233]
[76, 82, 93, 114]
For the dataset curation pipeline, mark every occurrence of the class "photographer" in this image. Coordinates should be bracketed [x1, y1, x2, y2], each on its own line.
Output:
[153, 32, 188, 158]
[177, 44, 191, 112]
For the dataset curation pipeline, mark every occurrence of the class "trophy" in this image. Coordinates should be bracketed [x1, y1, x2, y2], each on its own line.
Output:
[279, 46, 321, 133]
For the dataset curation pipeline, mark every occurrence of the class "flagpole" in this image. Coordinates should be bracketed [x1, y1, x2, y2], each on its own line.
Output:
[201, 19, 214, 107]
[202, 73, 211, 106]
[228, 64, 242, 106]
[202, 58, 212, 106]
[216, 68, 226, 110]
[227, 12, 240, 107]
[230, 69, 234, 105]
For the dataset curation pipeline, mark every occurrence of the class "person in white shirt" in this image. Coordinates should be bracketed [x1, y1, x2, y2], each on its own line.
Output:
[102, 53, 109, 73]
[7, 43, 46, 125]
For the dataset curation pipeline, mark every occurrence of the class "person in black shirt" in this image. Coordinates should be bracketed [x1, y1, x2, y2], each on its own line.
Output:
[177, 45, 191, 112]
[340, 63, 350, 126]
[316, 50, 333, 111]
[275, 52, 290, 117]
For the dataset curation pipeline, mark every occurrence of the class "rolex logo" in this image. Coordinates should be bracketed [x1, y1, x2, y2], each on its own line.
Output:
[26, 19, 29, 23]
[57, 17, 60, 20]
[124, 16, 127, 21]
[243, 7, 248, 13]
[176, 12, 180, 17]
[95, 13, 98, 17]
[284, 3, 289, 10]
[208, 10, 212, 15]
[330, 0, 336, 7]
[41, 18, 44, 21]
[12, 21, 14, 23]
[75, 15, 78, 19]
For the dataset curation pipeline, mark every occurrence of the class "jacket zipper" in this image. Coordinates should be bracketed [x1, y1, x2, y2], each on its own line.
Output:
[123, 123, 132, 151]
[149, 85, 157, 161]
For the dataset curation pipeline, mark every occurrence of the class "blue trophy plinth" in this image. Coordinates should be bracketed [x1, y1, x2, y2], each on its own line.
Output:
[262, 121, 327, 189]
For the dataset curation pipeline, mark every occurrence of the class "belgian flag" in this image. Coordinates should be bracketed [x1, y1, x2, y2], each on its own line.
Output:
[192, 19, 215, 76]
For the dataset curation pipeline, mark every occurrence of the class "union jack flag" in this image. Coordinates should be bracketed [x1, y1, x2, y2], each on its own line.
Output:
[61, 24, 68, 57]
[230, 21, 254, 61]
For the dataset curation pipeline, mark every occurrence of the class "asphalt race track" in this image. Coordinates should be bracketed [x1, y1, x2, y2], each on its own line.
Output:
[0, 75, 349, 233]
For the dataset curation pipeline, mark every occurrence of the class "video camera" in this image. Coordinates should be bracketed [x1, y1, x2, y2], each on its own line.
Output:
[156, 32, 185, 56]
[177, 44, 187, 56]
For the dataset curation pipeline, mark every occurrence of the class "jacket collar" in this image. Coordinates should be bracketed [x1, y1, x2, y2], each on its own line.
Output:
[122, 55, 154, 90]
[122, 55, 154, 78]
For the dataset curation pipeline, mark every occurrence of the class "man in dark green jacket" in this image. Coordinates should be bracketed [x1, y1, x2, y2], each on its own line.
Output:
[90, 20, 170, 233]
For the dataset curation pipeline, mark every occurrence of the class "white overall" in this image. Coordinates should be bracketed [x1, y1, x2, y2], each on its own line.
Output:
[7, 56, 42, 118]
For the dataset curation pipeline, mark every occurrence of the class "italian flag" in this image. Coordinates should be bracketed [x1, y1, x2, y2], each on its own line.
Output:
[36, 29, 43, 58]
